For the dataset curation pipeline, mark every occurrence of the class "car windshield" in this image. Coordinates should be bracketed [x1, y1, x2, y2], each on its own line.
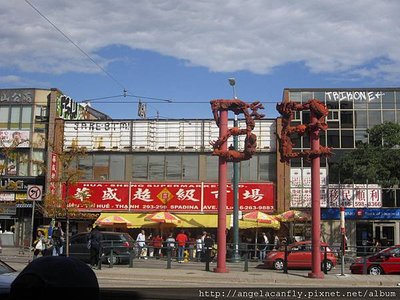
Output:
[0, 261, 15, 275]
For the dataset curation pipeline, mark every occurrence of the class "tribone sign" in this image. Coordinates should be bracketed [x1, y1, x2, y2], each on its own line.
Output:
[325, 91, 385, 102]
[64, 182, 275, 212]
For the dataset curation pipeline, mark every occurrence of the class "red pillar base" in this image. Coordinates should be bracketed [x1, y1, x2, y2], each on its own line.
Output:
[214, 267, 229, 273]
[308, 272, 324, 279]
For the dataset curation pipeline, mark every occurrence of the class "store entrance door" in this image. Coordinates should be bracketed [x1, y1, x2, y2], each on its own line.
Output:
[373, 223, 395, 247]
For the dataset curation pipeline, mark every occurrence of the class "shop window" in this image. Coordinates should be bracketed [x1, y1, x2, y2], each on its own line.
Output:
[314, 92, 325, 102]
[340, 111, 353, 128]
[93, 155, 109, 180]
[109, 155, 125, 180]
[341, 130, 354, 148]
[259, 154, 276, 182]
[166, 154, 181, 181]
[382, 189, 395, 207]
[148, 155, 164, 181]
[327, 130, 340, 148]
[31, 150, 45, 176]
[288, 91, 301, 102]
[206, 155, 218, 182]
[240, 158, 258, 182]
[355, 130, 368, 145]
[182, 155, 198, 181]
[0, 107, 9, 129]
[301, 111, 310, 125]
[78, 155, 93, 180]
[35, 105, 48, 121]
[132, 154, 148, 181]
[396, 90, 400, 107]
[340, 101, 353, 109]
[301, 92, 313, 103]
[383, 110, 395, 123]
[368, 96, 381, 109]
[326, 100, 339, 110]
[10, 107, 20, 129]
[21, 106, 32, 129]
[327, 110, 339, 121]
[355, 111, 367, 128]
[382, 92, 395, 109]
[368, 110, 381, 127]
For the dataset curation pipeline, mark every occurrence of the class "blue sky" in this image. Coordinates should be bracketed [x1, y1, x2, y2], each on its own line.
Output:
[1, 1, 400, 119]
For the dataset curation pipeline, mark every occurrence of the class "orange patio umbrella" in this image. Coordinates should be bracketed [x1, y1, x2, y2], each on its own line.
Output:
[242, 211, 280, 257]
[276, 210, 311, 222]
[95, 215, 133, 227]
[144, 212, 182, 224]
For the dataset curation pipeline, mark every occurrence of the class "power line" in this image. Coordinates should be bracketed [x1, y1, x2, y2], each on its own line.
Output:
[24, 0, 126, 91]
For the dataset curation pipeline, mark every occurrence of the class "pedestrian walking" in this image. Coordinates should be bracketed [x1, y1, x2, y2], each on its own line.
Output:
[52, 221, 65, 256]
[259, 232, 269, 261]
[136, 229, 147, 259]
[175, 229, 188, 263]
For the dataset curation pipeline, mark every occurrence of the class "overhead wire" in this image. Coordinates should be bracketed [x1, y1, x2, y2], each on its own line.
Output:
[24, 0, 126, 91]
[24, 0, 176, 105]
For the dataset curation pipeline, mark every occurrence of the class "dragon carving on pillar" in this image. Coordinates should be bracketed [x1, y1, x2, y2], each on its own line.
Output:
[210, 99, 264, 162]
[277, 99, 332, 163]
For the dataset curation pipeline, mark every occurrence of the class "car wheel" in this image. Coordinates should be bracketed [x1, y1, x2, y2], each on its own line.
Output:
[368, 265, 382, 275]
[322, 260, 333, 272]
[273, 259, 284, 270]
[106, 254, 120, 265]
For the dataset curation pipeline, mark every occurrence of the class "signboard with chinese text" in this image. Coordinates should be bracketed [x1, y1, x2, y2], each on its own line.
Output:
[290, 168, 327, 207]
[64, 181, 275, 212]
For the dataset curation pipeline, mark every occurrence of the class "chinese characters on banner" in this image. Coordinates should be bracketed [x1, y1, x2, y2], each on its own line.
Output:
[65, 182, 275, 212]
[49, 152, 58, 195]
[290, 168, 381, 208]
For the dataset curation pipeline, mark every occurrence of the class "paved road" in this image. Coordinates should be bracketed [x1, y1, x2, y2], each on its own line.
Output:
[2, 247, 400, 299]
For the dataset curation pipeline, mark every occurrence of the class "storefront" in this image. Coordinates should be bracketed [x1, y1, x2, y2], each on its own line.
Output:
[278, 88, 400, 249]
[322, 208, 400, 255]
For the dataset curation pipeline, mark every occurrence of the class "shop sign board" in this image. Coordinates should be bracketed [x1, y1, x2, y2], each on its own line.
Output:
[56, 94, 87, 120]
[0, 193, 15, 202]
[0, 204, 16, 215]
[0, 89, 34, 104]
[322, 208, 400, 220]
[65, 181, 275, 212]
[0, 177, 45, 192]
[0, 130, 30, 148]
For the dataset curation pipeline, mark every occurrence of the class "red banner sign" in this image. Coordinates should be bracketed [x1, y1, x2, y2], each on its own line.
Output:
[65, 182, 275, 212]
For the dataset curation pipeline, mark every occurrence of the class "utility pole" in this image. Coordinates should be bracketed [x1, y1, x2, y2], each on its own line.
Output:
[229, 78, 241, 263]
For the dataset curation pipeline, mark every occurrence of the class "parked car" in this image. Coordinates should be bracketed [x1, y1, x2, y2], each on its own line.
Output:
[69, 231, 135, 265]
[264, 240, 337, 272]
[0, 259, 18, 295]
[350, 245, 400, 275]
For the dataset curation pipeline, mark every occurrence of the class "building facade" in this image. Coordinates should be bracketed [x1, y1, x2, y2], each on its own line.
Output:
[0, 88, 108, 247]
[54, 118, 278, 235]
[277, 88, 400, 252]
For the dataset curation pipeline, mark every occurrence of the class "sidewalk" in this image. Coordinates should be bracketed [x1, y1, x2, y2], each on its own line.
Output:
[1, 247, 400, 288]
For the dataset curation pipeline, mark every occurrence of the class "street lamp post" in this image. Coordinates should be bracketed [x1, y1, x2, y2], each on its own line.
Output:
[229, 78, 241, 263]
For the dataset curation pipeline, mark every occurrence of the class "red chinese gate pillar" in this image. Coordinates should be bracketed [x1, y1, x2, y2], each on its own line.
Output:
[215, 109, 228, 273]
[308, 111, 324, 279]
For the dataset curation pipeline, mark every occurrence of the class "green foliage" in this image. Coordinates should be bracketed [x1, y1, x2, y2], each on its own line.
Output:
[338, 122, 400, 188]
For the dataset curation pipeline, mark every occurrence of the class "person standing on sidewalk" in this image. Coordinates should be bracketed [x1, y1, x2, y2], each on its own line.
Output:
[175, 229, 188, 263]
[52, 221, 65, 256]
[136, 229, 146, 259]
[204, 233, 214, 265]
[88, 226, 102, 269]
[259, 232, 269, 261]
[33, 230, 47, 260]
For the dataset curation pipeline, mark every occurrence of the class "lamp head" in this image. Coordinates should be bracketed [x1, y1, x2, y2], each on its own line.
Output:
[228, 78, 236, 86]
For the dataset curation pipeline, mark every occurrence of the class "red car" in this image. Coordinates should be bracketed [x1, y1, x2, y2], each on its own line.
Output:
[350, 245, 400, 275]
[264, 241, 337, 272]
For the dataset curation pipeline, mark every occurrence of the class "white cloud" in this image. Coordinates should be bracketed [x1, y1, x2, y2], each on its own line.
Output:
[1, 0, 400, 81]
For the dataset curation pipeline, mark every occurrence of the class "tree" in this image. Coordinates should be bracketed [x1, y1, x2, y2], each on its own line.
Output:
[43, 146, 97, 256]
[338, 122, 400, 188]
